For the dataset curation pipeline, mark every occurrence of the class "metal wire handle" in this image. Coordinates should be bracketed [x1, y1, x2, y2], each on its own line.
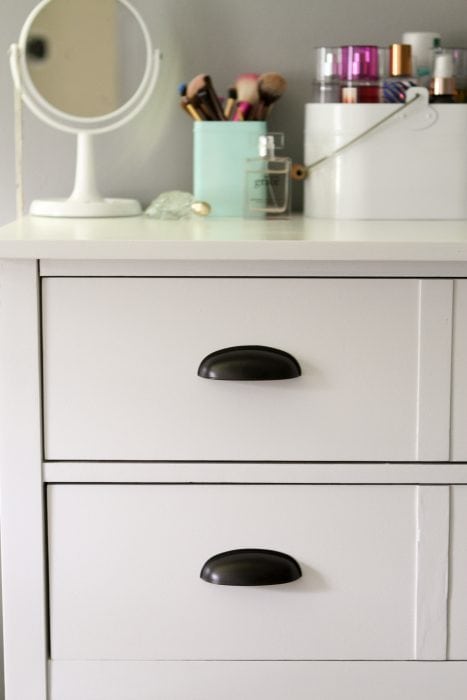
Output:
[291, 93, 422, 181]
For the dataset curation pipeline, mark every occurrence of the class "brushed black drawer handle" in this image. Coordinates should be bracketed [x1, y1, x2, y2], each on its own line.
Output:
[200, 548, 302, 586]
[197, 345, 301, 381]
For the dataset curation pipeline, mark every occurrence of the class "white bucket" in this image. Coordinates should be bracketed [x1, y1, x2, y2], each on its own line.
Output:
[304, 88, 467, 219]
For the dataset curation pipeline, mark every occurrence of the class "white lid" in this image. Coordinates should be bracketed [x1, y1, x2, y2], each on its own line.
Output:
[402, 31, 441, 50]
[259, 135, 275, 158]
[434, 52, 454, 78]
[402, 31, 441, 68]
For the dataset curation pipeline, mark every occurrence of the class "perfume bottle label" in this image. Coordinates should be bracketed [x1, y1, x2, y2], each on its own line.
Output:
[245, 167, 290, 216]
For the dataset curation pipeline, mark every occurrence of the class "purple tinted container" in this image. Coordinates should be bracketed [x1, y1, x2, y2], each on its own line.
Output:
[339, 45, 381, 103]
[340, 45, 380, 80]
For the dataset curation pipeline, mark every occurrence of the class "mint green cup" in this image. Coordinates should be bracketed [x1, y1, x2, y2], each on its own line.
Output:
[193, 121, 267, 217]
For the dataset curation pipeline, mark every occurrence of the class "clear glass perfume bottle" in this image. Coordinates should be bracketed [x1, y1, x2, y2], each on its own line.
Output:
[244, 133, 291, 218]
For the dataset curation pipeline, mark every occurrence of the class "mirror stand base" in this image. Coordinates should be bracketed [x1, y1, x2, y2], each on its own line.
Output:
[29, 197, 142, 218]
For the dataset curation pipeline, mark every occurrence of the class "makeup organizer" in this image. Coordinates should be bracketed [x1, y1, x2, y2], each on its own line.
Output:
[193, 121, 266, 217]
[182, 73, 287, 217]
[304, 41, 467, 219]
[304, 87, 467, 219]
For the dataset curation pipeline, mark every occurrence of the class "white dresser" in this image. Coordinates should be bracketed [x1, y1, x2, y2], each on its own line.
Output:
[0, 216, 467, 700]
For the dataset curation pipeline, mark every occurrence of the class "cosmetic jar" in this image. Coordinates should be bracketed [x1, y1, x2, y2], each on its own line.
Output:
[339, 45, 381, 103]
[312, 47, 341, 103]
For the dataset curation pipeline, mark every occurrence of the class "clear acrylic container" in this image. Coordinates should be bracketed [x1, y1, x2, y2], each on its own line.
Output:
[311, 47, 341, 103]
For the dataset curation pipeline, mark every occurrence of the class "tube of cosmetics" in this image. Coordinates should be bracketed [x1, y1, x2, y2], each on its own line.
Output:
[339, 45, 381, 103]
[383, 44, 417, 102]
[430, 50, 457, 103]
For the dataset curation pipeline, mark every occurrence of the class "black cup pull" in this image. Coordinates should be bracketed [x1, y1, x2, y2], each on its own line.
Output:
[200, 548, 302, 586]
[197, 345, 301, 381]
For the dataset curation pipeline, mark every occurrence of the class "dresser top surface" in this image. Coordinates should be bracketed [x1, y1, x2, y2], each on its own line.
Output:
[0, 216, 467, 262]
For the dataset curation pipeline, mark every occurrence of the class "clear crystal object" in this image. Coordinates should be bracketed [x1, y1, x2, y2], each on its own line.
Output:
[145, 191, 210, 219]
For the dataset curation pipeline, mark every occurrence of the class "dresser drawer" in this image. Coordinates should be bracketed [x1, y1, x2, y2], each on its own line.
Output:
[42, 277, 420, 461]
[449, 486, 467, 658]
[48, 484, 416, 661]
[452, 281, 467, 460]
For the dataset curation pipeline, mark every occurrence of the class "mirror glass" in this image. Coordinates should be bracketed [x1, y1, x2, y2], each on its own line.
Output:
[24, 0, 147, 118]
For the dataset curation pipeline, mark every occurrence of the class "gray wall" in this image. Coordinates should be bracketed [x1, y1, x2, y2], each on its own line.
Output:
[2, 0, 467, 225]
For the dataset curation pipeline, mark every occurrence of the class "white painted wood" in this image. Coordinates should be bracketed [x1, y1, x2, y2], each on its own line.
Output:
[43, 461, 467, 484]
[48, 484, 416, 661]
[1, 216, 467, 262]
[42, 277, 421, 461]
[0, 223, 465, 699]
[415, 281, 453, 461]
[39, 258, 467, 278]
[448, 486, 467, 658]
[451, 280, 467, 461]
[0, 260, 48, 700]
[414, 486, 450, 659]
[49, 660, 467, 700]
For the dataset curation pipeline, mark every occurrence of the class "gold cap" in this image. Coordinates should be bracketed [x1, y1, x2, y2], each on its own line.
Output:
[390, 44, 413, 77]
[191, 201, 211, 217]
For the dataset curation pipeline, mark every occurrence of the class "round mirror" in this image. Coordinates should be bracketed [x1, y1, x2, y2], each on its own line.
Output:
[23, 0, 147, 119]
[10, 0, 161, 217]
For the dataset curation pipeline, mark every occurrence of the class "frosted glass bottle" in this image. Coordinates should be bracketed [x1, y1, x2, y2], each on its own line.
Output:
[244, 134, 291, 218]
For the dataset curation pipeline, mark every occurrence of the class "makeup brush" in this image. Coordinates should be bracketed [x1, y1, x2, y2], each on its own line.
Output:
[255, 72, 287, 120]
[223, 87, 237, 119]
[180, 96, 203, 121]
[187, 74, 225, 120]
[233, 73, 259, 120]
[178, 83, 204, 121]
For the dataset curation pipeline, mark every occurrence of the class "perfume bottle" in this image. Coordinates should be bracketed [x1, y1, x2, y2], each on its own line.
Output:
[244, 134, 291, 218]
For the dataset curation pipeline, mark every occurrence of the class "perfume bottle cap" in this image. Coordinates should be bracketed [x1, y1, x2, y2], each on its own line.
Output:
[389, 44, 413, 77]
[258, 133, 284, 158]
[434, 52, 454, 78]
[339, 45, 379, 81]
[259, 135, 275, 158]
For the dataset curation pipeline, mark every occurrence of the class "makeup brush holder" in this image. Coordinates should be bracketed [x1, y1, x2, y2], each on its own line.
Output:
[193, 121, 266, 217]
[304, 90, 467, 219]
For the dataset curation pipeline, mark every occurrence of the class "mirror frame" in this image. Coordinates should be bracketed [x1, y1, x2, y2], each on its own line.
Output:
[10, 0, 161, 217]
[16, 0, 155, 132]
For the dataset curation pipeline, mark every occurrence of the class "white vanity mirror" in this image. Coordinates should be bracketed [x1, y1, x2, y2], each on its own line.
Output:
[10, 0, 161, 217]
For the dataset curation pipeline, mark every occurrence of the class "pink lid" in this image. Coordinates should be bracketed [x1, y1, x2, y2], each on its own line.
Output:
[339, 46, 379, 80]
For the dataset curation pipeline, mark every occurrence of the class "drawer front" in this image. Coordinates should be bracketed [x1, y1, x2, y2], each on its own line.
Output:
[42, 277, 420, 461]
[48, 484, 416, 661]
[449, 486, 467, 658]
[452, 280, 467, 460]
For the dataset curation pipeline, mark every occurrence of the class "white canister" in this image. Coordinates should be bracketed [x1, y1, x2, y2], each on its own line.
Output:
[304, 90, 467, 219]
